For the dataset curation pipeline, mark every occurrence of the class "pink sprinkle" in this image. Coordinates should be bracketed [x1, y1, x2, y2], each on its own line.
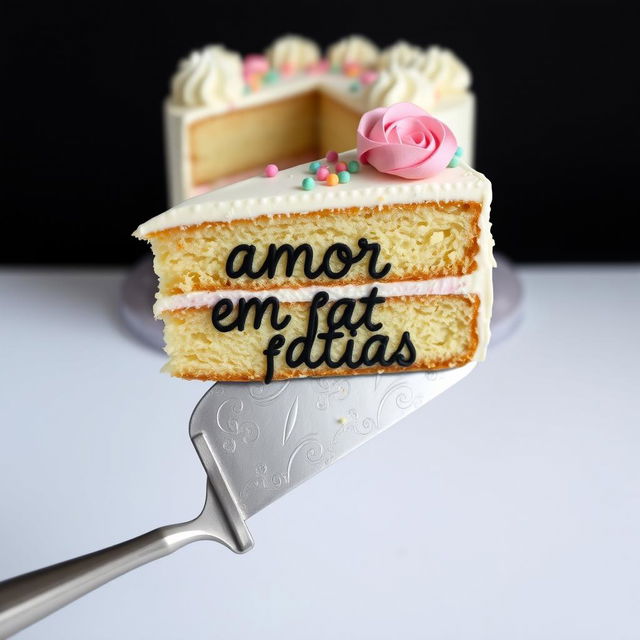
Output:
[307, 59, 330, 75]
[360, 70, 379, 86]
[264, 164, 278, 177]
[335, 161, 347, 172]
[326, 150, 339, 163]
[281, 62, 295, 77]
[316, 166, 330, 180]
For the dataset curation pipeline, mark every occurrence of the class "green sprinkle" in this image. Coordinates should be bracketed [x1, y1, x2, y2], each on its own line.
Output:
[448, 156, 460, 168]
[349, 81, 360, 92]
[455, 146, 463, 157]
[338, 171, 351, 184]
[263, 69, 279, 84]
[302, 177, 315, 191]
[309, 161, 321, 173]
[348, 160, 360, 173]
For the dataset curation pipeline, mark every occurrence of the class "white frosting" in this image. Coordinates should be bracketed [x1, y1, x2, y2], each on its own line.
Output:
[170, 45, 243, 108]
[421, 46, 472, 94]
[367, 66, 436, 111]
[378, 41, 426, 69]
[136, 150, 487, 234]
[327, 35, 379, 68]
[378, 42, 471, 96]
[266, 35, 320, 71]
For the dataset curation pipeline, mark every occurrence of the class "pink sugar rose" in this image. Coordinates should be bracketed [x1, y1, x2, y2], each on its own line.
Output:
[356, 102, 458, 180]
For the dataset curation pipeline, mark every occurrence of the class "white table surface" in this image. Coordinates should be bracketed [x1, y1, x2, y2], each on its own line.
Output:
[1, 265, 639, 640]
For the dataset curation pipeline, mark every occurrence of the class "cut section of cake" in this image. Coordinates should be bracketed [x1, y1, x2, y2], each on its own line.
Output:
[136, 103, 493, 383]
[166, 35, 475, 205]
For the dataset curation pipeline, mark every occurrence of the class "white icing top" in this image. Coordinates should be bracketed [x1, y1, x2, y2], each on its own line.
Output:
[327, 35, 379, 68]
[378, 41, 426, 69]
[378, 41, 471, 96]
[266, 35, 320, 71]
[170, 45, 244, 108]
[421, 46, 472, 93]
[135, 150, 490, 235]
[367, 66, 436, 110]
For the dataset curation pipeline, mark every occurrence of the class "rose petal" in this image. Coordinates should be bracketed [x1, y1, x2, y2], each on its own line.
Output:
[356, 102, 458, 179]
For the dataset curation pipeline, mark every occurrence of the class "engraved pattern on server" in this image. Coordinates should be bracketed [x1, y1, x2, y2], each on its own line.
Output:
[215, 398, 260, 453]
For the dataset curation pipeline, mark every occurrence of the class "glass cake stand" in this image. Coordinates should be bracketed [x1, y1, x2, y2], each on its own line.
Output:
[120, 253, 523, 351]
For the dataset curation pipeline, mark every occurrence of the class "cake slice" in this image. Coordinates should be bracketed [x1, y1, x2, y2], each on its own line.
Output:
[135, 104, 493, 383]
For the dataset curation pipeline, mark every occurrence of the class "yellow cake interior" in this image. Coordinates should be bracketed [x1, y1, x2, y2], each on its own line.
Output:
[189, 93, 361, 188]
[162, 294, 479, 381]
[148, 201, 481, 295]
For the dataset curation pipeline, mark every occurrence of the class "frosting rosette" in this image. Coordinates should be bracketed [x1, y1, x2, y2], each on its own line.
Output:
[356, 103, 458, 180]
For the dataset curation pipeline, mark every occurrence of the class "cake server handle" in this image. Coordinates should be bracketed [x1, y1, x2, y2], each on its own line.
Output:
[0, 482, 245, 638]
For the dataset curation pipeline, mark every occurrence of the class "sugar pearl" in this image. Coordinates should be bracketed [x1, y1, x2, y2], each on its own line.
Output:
[326, 173, 339, 186]
[338, 171, 351, 184]
[309, 161, 321, 173]
[264, 164, 278, 177]
[316, 166, 330, 180]
[348, 160, 360, 173]
[302, 177, 315, 190]
[335, 161, 347, 172]
[326, 150, 339, 163]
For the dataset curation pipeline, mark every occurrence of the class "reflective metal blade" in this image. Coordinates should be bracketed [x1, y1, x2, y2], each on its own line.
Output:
[189, 364, 475, 525]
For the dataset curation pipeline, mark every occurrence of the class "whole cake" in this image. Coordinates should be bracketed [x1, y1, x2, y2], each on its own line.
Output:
[166, 35, 474, 205]
[136, 104, 494, 383]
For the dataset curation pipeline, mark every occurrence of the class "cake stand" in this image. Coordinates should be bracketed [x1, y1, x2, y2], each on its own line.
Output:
[120, 253, 523, 351]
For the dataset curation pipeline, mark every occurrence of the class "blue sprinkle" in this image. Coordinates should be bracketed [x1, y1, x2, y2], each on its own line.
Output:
[455, 146, 463, 157]
[309, 161, 321, 173]
[302, 177, 315, 191]
[448, 156, 460, 168]
[338, 171, 351, 184]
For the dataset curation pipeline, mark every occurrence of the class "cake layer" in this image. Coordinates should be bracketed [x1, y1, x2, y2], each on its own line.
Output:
[318, 93, 362, 158]
[148, 201, 481, 295]
[161, 294, 480, 381]
[190, 93, 319, 186]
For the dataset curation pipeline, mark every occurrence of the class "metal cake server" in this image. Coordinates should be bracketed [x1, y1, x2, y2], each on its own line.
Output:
[0, 364, 474, 637]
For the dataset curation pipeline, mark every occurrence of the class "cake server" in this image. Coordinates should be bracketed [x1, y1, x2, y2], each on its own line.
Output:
[0, 364, 475, 637]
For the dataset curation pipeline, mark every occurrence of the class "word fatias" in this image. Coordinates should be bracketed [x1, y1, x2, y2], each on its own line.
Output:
[212, 287, 416, 383]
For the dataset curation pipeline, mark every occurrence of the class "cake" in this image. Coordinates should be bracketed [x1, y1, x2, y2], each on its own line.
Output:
[135, 103, 494, 383]
[166, 35, 474, 205]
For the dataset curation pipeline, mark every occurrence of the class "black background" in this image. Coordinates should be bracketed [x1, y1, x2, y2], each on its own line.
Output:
[2, 0, 637, 264]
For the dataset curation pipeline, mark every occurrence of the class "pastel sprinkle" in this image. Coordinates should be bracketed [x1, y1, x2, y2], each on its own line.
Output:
[349, 81, 360, 92]
[316, 166, 330, 180]
[309, 161, 321, 173]
[343, 62, 362, 77]
[338, 171, 351, 184]
[335, 161, 348, 172]
[326, 173, 339, 186]
[455, 146, 463, 157]
[263, 69, 279, 84]
[302, 177, 315, 191]
[348, 160, 360, 173]
[264, 164, 278, 177]
[447, 156, 460, 168]
[360, 70, 378, 86]
[326, 150, 339, 163]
